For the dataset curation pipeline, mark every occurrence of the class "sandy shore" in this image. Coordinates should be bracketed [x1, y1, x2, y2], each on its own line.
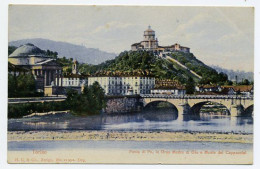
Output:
[8, 130, 253, 143]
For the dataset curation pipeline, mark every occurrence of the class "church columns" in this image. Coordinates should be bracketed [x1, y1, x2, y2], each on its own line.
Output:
[48, 71, 51, 86]
[45, 70, 48, 85]
[50, 69, 62, 87]
[60, 69, 63, 87]
[42, 69, 62, 87]
[52, 70, 56, 86]
[55, 70, 57, 86]
[58, 70, 61, 86]
[44, 70, 47, 86]
[56, 74, 59, 86]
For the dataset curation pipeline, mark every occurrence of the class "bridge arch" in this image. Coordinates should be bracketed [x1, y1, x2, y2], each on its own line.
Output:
[144, 100, 178, 111]
[190, 101, 230, 115]
[143, 100, 179, 120]
[244, 104, 254, 116]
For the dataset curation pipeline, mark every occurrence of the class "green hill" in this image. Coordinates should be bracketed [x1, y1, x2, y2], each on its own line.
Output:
[169, 52, 228, 84]
[78, 50, 229, 85]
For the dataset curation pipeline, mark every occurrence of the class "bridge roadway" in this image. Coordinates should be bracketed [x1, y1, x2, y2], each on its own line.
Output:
[140, 94, 254, 117]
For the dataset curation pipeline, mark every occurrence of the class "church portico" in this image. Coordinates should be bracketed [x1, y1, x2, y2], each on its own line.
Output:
[8, 44, 63, 95]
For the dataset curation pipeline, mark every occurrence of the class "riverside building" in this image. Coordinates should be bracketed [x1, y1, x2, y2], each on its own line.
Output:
[61, 60, 88, 87]
[151, 79, 186, 95]
[88, 76, 155, 96]
[56, 60, 88, 93]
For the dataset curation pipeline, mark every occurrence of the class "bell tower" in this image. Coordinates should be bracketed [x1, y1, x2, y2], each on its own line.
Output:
[72, 60, 78, 74]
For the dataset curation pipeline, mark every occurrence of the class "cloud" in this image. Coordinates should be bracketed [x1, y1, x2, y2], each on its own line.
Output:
[91, 21, 135, 34]
[8, 6, 254, 71]
[156, 11, 253, 72]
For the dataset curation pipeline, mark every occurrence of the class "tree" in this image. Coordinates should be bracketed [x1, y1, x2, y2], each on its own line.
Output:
[8, 74, 16, 97]
[226, 80, 233, 86]
[16, 73, 36, 97]
[239, 79, 250, 85]
[8, 73, 37, 97]
[45, 49, 58, 59]
[66, 82, 106, 116]
[185, 77, 195, 94]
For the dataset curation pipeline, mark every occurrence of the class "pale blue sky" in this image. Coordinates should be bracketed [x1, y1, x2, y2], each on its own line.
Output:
[9, 5, 254, 72]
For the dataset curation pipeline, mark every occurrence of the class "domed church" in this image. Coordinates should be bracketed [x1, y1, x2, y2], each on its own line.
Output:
[131, 26, 190, 54]
[8, 43, 63, 94]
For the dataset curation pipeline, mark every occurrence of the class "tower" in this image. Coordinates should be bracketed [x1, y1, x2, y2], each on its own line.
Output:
[141, 25, 158, 50]
[72, 60, 78, 74]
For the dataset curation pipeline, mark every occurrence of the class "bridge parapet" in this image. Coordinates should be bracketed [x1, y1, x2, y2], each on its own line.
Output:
[140, 94, 253, 100]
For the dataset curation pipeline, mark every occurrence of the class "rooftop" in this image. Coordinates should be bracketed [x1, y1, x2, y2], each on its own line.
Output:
[153, 85, 185, 90]
[63, 73, 88, 78]
[222, 85, 253, 92]
[9, 43, 47, 58]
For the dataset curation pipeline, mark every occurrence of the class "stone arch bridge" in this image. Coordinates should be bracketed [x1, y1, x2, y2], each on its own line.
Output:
[140, 94, 254, 117]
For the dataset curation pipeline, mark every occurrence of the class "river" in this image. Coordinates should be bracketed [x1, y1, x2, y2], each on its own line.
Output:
[8, 108, 253, 163]
[8, 108, 253, 134]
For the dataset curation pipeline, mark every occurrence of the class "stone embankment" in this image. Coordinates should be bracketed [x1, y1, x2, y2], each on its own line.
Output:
[105, 96, 142, 114]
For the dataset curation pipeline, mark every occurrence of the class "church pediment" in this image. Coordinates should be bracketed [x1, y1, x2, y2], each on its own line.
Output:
[35, 59, 60, 66]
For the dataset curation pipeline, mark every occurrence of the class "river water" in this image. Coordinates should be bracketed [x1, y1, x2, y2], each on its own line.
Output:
[8, 108, 253, 134]
[8, 108, 254, 155]
[8, 140, 252, 151]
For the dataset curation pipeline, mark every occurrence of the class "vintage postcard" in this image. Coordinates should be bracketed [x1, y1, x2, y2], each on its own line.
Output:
[7, 5, 254, 164]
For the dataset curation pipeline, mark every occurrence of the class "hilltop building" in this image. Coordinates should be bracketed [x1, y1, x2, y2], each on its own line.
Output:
[131, 25, 159, 51]
[8, 43, 62, 95]
[131, 26, 190, 54]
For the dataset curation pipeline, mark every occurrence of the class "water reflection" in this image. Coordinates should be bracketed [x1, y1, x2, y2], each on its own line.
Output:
[233, 117, 253, 126]
[8, 108, 253, 133]
[182, 114, 201, 121]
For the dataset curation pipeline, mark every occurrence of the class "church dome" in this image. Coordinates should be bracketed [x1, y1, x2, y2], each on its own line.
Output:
[144, 26, 155, 37]
[145, 25, 155, 32]
[9, 43, 45, 57]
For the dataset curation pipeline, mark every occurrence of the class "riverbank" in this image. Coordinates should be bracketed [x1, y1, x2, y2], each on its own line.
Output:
[8, 130, 253, 143]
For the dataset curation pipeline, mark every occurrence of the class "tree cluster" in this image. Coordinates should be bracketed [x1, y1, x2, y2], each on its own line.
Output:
[66, 82, 106, 116]
[8, 73, 41, 97]
[44, 49, 58, 59]
[237, 79, 253, 85]
[78, 51, 190, 83]
[8, 101, 67, 118]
